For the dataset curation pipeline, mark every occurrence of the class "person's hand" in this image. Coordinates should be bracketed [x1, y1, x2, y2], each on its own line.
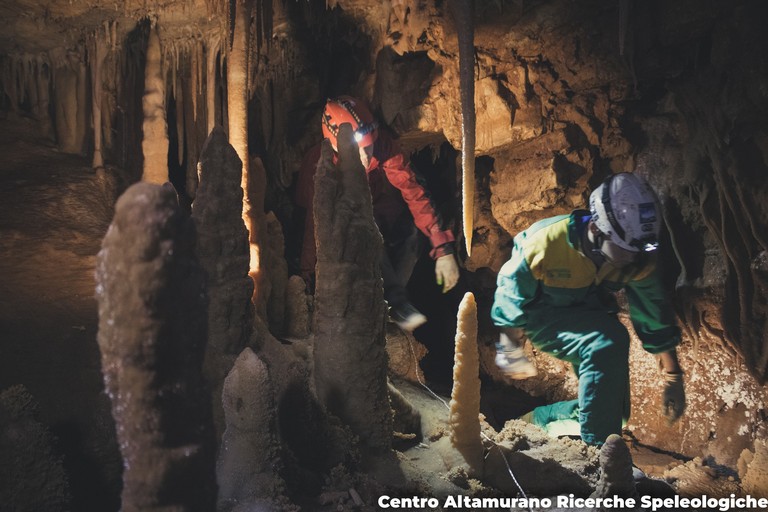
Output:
[662, 371, 686, 424]
[435, 254, 459, 292]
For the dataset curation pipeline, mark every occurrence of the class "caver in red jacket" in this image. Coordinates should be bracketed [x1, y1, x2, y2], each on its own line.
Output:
[294, 128, 455, 279]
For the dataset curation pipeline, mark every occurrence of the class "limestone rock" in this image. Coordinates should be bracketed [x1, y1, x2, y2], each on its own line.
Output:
[312, 125, 392, 454]
[95, 182, 216, 511]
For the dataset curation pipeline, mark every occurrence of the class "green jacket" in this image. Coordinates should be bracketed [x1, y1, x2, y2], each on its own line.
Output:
[491, 210, 680, 354]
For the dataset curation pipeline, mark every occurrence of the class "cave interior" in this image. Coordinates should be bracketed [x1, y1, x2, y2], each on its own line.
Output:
[1, 0, 767, 510]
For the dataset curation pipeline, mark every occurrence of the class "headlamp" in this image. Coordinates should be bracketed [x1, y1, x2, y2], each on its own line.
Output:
[641, 241, 659, 253]
[353, 121, 378, 144]
[628, 237, 659, 253]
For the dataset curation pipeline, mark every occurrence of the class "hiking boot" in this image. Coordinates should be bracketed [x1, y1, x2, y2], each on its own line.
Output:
[495, 345, 538, 379]
[632, 464, 677, 497]
[389, 301, 427, 332]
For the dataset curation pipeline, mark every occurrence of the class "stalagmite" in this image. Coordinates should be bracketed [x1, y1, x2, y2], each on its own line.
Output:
[89, 31, 107, 169]
[141, 24, 170, 184]
[738, 439, 768, 495]
[591, 434, 638, 499]
[313, 125, 392, 454]
[192, 126, 254, 437]
[95, 182, 216, 511]
[284, 275, 311, 339]
[217, 348, 288, 510]
[448, 292, 484, 473]
[264, 211, 289, 333]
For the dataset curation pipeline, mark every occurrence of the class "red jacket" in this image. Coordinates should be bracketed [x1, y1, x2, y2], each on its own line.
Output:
[295, 131, 455, 276]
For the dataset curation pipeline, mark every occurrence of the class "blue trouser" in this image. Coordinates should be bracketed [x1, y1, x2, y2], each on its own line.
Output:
[523, 303, 631, 446]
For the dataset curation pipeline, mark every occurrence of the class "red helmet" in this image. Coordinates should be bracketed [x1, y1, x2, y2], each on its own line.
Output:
[321, 96, 378, 150]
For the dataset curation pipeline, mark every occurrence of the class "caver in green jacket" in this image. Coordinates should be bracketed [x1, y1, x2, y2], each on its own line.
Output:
[491, 210, 680, 445]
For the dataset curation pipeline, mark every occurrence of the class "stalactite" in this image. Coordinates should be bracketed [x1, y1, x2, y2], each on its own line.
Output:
[205, 35, 220, 136]
[26, 58, 39, 119]
[449, 0, 476, 256]
[448, 292, 484, 474]
[228, 0, 250, 173]
[229, 0, 266, 315]
[175, 61, 185, 168]
[52, 49, 86, 154]
[184, 52, 202, 199]
[141, 23, 170, 184]
[192, 41, 200, 122]
[34, 57, 53, 139]
[89, 29, 108, 169]
[75, 51, 87, 155]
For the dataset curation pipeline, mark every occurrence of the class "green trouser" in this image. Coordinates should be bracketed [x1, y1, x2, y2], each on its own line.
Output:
[524, 302, 631, 446]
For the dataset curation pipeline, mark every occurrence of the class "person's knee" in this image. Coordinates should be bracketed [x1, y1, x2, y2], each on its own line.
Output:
[579, 325, 630, 367]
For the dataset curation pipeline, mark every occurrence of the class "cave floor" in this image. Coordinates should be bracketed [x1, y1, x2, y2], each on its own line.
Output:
[0, 114, 121, 511]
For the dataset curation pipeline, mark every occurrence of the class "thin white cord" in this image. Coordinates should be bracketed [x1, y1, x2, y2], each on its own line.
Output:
[405, 334, 532, 511]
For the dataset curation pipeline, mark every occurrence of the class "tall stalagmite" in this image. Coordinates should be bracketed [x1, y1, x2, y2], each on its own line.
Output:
[448, 292, 484, 473]
[141, 25, 170, 184]
[192, 126, 254, 437]
[95, 182, 216, 512]
[312, 125, 392, 454]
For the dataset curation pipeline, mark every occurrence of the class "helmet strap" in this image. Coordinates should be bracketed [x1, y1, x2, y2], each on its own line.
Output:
[584, 222, 607, 266]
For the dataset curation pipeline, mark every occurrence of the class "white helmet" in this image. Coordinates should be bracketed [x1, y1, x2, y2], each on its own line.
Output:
[589, 173, 661, 253]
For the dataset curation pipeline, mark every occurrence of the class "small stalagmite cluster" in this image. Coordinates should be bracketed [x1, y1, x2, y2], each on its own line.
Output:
[92, 124, 409, 507]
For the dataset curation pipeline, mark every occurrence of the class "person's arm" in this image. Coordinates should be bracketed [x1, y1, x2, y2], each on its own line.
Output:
[491, 241, 540, 329]
[378, 139, 455, 259]
[624, 268, 681, 354]
[625, 267, 686, 422]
